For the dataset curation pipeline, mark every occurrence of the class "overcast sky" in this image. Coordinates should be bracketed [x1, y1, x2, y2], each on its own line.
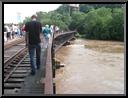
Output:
[4, 4, 61, 23]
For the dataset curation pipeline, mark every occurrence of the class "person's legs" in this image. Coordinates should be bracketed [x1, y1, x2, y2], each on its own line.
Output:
[8, 32, 11, 40]
[45, 37, 49, 48]
[29, 45, 36, 75]
[42, 36, 45, 48]
[10, 32, 12, 39]
[44, 37, 47, 48]
[12, 32, 15, 39]
[4, 32, 7, 42]
[7, 32, 9, 41]
[36, 43, 41, 69]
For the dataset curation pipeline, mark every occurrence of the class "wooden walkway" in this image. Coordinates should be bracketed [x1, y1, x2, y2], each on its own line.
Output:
[19, 47, 47, 96]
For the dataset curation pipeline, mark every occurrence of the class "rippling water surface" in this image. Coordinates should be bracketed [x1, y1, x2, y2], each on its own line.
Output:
[55, 39, 124, 94]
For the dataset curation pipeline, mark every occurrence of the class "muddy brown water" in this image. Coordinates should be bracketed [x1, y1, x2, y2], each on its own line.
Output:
[55, 39, 124, 94]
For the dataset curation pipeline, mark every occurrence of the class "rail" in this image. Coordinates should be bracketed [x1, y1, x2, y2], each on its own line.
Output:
[4, 31, 76, 94]
[54, 31, 76, 52]
[4, 38, 25, 50]
[54, 30, 76, 39]
[44, 32, 54, 94]
[4, 47, 27, 68]
[4, 54, 28, 82]
[43, 31, 76, 94]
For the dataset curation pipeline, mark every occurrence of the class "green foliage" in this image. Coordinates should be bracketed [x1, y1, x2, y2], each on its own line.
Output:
[23, 4, 124, 41]
[69, 12, 85, 32]
[56, 4, 70, 15]
[23, 17, 31, 23]
[77, 6, 124, 41]
[80, 4, 94, 13]
[80, 4, 123, 11]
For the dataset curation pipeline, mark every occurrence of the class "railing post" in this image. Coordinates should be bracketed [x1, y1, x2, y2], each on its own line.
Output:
[52, 33, 56, 94]
[52, 34, 56, 78]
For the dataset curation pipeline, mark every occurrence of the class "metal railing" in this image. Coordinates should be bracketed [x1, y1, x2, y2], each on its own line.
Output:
[54, 30, 76, 39]
[43, 30, 76, 94]
[44, 33, 54, 94]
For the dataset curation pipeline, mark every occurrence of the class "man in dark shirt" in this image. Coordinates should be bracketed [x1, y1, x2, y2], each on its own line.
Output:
[25, 15, 42, 75]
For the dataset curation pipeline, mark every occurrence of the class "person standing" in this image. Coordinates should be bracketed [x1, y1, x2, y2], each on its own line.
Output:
[25, 15, 42, 75]
[13, 24, 17, 38]
[5, 25, 10, 41]
[12, 24, 15, 39]
[42, 24, 51, 48]
[21, 24, 26, 36]
[4, 26, 7, 42]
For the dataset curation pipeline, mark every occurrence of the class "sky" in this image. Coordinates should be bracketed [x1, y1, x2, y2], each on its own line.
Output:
[4, 4, 61, 24]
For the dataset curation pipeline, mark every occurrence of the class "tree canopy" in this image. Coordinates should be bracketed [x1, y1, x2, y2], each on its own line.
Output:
[23, 4, 124, 41]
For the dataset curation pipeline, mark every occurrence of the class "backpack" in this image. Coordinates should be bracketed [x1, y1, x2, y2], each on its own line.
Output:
[43, 28, 51, 37]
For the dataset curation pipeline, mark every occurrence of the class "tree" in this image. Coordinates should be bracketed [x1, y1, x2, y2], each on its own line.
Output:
[80, 4, 94, 13]
[23, 17, 31, 24]
[108, 8, 124, 41]
[22, 4, 124, 41]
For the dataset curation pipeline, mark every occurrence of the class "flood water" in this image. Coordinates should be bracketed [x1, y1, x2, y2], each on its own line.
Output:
[55, 39, 124, 94]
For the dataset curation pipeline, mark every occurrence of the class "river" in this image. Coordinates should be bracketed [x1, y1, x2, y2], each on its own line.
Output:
[55, 39, 124, 94]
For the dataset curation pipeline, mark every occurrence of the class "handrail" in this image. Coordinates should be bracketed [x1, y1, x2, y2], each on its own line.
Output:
[44, 31, 76, 94]
[54, 30, 76, 39]
[44, 33, 54, 94]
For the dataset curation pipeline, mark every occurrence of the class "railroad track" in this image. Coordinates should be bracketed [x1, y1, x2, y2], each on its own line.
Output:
[4, 38, 31, 95]
[4, 49, 31, 95]
[3, 32, 76, 95]
[4, 42, 26, 62]
[4, 38, 25, 50]
[4, 37, 45, 95]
